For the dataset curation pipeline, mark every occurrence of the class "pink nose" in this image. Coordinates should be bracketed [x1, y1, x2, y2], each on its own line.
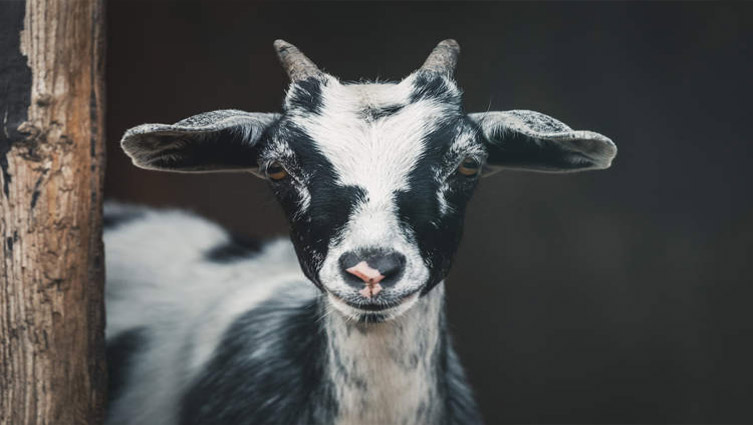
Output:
[345, 261, 385, 298]
[345, 261, 385, 284]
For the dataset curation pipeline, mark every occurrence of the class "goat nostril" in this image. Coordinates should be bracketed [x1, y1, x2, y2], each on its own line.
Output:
[366, 252, 405, 282]
[376, 259, 401, 279]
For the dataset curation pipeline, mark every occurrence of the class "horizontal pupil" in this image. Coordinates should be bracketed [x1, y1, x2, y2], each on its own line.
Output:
[462, 160, 478, 168]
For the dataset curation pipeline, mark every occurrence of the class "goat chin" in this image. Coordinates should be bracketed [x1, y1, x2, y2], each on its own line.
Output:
[325, 290, 422, 323]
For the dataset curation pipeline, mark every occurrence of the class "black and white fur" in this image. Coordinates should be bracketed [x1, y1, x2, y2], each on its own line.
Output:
[106, 40, 616, 425]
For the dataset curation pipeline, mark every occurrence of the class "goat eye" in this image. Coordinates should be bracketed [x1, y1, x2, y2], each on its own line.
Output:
[457, 157, 481, 177]
[266, 161, 289, 181]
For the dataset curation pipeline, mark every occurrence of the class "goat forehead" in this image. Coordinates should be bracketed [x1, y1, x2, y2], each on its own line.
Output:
[293, 81, 458, 195]
[336, 81, 412, 108]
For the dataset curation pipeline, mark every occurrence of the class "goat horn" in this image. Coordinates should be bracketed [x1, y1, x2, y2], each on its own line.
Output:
[420, 39, 460, 76]
[274, 39, 322, 82]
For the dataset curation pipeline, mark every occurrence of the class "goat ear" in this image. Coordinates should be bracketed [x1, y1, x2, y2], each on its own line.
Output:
[469, 110, 617, 174]
[121, 110, 280, 173]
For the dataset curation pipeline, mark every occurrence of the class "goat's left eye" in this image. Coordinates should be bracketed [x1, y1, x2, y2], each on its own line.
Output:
[457, 157, 481, 177]
[266, 161, 289, 181]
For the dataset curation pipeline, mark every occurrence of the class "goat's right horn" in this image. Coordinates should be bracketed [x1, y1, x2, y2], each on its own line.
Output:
[419, 39, 460, 76]
[274, 39, 322, 82]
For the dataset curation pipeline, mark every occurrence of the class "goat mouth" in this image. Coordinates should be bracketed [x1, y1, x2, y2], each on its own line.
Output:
[329, 290, 420, 313]
[343, 300, 402, 311]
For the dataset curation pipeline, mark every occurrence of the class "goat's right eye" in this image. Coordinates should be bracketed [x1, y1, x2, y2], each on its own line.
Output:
[266, 161, 289, 181]
[457, 157, 481, 177]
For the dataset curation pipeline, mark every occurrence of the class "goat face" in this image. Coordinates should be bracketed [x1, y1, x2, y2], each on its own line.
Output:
[121, 40, 617, 321]
[265, 73, 481, 319]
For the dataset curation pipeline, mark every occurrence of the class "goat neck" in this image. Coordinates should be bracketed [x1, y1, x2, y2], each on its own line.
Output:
[323, 282, 447, 425]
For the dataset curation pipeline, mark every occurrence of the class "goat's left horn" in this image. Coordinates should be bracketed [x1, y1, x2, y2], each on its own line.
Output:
[274, 39, 322, 82]
[420, 39, 460, 76]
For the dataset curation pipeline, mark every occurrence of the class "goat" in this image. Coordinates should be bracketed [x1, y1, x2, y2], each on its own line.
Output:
[105, 40, 617, 425]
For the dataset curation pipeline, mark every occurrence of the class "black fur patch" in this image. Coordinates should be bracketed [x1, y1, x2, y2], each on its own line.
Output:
[286, 77, 325, 115]
[204, 232, 262, 263]
[106, 328, 147, 409]
[396, 117, 480, 293]
[409, 71, 459, 104]
[267, 122, 366, 286]
[179, 295, 337, 425]
[360, 103, 404, 121]
[103, 208, 145, 230]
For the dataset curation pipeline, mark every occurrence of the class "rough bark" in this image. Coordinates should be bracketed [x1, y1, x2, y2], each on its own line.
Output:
[0, 0, 106, 424]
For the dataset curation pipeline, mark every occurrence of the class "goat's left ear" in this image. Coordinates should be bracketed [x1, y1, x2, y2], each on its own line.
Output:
[121, 110, 280, 173]
[469, 110, 617, 174]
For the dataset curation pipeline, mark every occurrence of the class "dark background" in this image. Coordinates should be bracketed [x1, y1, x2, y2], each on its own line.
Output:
[106, 2, 753, 423]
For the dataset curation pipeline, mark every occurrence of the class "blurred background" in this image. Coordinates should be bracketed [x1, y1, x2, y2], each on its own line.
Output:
[106, 2, 753, 423]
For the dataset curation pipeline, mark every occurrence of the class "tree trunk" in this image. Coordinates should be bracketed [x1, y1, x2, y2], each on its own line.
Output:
[0, 0, 106, 424]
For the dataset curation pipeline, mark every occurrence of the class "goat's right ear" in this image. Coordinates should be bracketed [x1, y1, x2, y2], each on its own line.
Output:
[121, 110, 281, 173]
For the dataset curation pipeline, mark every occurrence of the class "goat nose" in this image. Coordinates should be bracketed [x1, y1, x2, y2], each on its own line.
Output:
[339, 250, 406, 297]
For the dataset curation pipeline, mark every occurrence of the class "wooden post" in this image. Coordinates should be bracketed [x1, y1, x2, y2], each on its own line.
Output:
[0, 0, 106, 424]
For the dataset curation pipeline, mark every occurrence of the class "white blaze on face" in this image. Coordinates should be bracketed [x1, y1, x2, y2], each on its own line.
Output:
[294, 77, 445, 296]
